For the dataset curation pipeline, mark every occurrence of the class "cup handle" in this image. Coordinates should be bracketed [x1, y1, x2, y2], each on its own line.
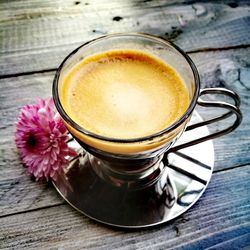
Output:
[170, 87, 242, 152]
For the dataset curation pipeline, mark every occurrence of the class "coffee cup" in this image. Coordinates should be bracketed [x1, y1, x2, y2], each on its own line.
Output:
[53, 33, 242, 187]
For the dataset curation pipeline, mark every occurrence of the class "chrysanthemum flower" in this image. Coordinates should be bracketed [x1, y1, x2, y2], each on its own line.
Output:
[15, 98, 77, 181]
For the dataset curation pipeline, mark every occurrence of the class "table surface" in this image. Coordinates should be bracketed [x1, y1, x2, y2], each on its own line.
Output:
[1, 0, 250, 249]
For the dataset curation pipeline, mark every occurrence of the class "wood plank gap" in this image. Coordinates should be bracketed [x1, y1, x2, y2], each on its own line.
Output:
[213, 162, 250, 173]
[0, 202, 65, 219]
[3, 163, 249, 219]
[1, 44, 250, 79]
[0, 68, 57, 79]
[187, 44, 250, 54]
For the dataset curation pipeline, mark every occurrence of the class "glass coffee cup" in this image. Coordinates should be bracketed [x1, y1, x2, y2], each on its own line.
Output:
[52, 33, 242, 227]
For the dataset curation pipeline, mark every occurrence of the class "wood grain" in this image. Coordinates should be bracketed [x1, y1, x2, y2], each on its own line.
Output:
[1, 165, 249, 249]
[191, 49, 250, 169]
[0, 1, 250, 75]
[1, 2, 249, 247]
[0, 47, 249, 219]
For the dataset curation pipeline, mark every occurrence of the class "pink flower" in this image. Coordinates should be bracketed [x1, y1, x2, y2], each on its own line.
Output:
[15, 98, 77, 181]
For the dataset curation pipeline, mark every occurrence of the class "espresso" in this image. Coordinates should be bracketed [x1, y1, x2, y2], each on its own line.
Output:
[61, 50, 189, 139]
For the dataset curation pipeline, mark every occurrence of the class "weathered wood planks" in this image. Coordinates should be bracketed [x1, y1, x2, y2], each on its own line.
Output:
[1, 1, 250, 248]
[0, 1, 250, 75]
[0, 48, 249, 218]
[190, 48, 250, 169]
[1, 165, 249, 249]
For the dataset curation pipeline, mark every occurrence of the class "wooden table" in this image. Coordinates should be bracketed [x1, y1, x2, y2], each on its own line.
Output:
[1, 1, 250, 249]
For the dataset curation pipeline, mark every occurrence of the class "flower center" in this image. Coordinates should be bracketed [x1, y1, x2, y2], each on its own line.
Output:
[27, 134, 37, 146]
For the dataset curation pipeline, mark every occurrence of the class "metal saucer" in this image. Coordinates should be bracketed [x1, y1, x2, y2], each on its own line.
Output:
[53, 112, 214, 228]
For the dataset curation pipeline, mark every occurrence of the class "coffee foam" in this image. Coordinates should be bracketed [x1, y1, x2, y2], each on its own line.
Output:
[61, 50, 189, 139]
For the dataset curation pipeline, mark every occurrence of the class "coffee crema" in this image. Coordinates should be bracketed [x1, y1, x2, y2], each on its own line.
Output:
[61, 50, 189, 139]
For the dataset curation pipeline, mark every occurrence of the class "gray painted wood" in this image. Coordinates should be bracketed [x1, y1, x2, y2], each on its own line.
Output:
[1, 1, 249, 249]
[0, 1, 250, 75]
[0, 48, 249, 220]
[191, 49, 250, 169]
[1, 165, 249, 249]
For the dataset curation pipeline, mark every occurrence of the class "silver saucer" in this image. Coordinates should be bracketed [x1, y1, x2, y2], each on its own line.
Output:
[53, 112, 214, 228]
